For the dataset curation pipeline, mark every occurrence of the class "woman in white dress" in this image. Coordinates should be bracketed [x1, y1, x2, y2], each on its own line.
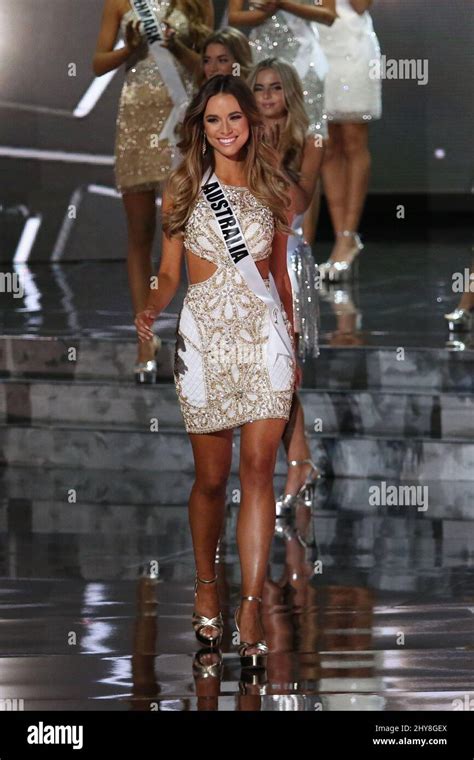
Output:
[228, 0, 336, 244]
[317, 0, 382, 281]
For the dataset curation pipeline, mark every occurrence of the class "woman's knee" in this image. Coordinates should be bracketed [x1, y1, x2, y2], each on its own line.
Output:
[194, 470, 229, 499]
[240, 449, 277, 486]
[341, 126, 370, 159]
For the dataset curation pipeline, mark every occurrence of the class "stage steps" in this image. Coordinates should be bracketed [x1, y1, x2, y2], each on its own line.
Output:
[0, 337, 473, 478]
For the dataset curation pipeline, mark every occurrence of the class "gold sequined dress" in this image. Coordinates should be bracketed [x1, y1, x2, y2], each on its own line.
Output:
[115, 0, 195, 193]
[174, 184, 296, 435]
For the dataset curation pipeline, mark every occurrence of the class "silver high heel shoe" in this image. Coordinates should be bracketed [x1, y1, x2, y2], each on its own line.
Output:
[444, 308, 473, 332]
[320, 231, 364, 283]
[275, 458, 321, 519]
[192, 574, 223, 649]
[234, 596, 269, 670]
[134, 335, 161, 384]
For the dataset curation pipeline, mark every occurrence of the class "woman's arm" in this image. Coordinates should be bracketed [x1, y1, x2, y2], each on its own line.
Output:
[350, 0, 373, 14]
[92, 0, 133, 76]
[270, 229, 295, 339]
[228, 0, 279, 28]
[292, 136, 324, 214]
[277, 0, 336, 26]
[202, 0, 215, 28]
[164, 32, 202, 75]
[136, 190, 184, 340]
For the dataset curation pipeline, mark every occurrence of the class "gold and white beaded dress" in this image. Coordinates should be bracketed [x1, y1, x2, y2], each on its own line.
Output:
[174, 184, 296, 435]
[114, 0, 195, 193]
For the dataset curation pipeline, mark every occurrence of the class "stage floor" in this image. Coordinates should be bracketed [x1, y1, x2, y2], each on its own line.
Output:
[1, 240, 473, 711]
[1, 240, 473, 351]
[0, 478, 473, 711]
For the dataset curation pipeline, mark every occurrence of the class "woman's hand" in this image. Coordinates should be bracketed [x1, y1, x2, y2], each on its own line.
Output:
[263, 121, 281, 150]
[249, 1, 279, 13]
[135, 308, 158, 343]
[160, 23, 177, 49]
[125, 19, 146, 53]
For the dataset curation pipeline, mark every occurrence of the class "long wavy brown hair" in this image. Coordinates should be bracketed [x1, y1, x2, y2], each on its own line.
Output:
[169, 0, 211, 49]
[196, 27, 254, 87]
[247, 57, 309, 183]
[163, 75, 292, 238]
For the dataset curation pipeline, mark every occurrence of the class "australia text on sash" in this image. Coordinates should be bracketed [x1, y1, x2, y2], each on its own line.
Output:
[202, 182, 250, 264]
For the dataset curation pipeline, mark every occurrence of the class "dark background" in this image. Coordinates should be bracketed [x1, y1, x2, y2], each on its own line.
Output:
[0, 0, 472, 261]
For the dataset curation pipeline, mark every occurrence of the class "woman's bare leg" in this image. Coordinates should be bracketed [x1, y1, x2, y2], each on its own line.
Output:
[237, 417, 287, 650]
[328, 122, 370, 263]
[188, 428, 234, 636]
[302, 146, 324, 245]
[321, 123, 346, 253]
[123, 188, 158, 362]
[280, 393, 314, 495]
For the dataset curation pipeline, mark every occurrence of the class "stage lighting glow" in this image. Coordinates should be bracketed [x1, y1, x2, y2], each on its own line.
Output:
[13, 215, 42, 263]
[74, 41, 125, 119]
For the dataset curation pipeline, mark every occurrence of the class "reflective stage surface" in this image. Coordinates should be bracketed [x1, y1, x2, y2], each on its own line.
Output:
[1, 239, 473, 351]
[0, 471, 473, 711]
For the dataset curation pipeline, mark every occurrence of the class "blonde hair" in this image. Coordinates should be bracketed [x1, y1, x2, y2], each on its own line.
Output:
[198, 27, 253, 85]
[247, 57, 309, 181]
[163, 75, 292, 238]
[170, 0, 212, 49]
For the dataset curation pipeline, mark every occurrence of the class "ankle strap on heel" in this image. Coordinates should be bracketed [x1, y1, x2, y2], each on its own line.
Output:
[196, 574, 217, 584]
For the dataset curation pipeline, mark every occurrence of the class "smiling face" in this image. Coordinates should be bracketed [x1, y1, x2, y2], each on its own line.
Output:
[203, 93, 249, 158]
[203, 43, 236, 80]
[253, 68, 287, 120]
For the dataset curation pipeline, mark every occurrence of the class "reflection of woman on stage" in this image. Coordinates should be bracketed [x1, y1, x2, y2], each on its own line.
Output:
[135, 75, 299, 671]
[317, 0, 382, 281]
[228, 0, 336, 244]
[93, 0, 212, 382]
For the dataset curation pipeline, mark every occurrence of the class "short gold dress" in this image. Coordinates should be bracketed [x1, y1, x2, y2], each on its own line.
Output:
[174, 184, 296, 435]
[115, 0, 195, 193]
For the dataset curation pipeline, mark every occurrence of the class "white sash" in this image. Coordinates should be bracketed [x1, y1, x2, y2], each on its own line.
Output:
[280, 11, 329, 82]
[200, 170, 295, 366]
[131, 0, 189, 142]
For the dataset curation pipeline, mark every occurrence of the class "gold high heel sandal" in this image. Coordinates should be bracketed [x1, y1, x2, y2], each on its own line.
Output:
[275, 458, 321, 519]
[234, 595, 269, 670]
[192, 649, 223, 681]
[192, 574, 223, 648]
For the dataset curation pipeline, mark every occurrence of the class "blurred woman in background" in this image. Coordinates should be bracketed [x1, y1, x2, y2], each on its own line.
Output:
[249, 57, 322, 518]
[93, 0, 212, 382]
[229, 0, 336, 245]
[317, 0, 381, 282]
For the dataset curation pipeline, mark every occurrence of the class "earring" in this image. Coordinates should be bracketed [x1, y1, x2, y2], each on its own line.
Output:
[202, 134, 207, 156]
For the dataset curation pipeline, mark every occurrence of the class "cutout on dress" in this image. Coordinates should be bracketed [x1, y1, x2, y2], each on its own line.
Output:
[186, 249, 218, 286]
